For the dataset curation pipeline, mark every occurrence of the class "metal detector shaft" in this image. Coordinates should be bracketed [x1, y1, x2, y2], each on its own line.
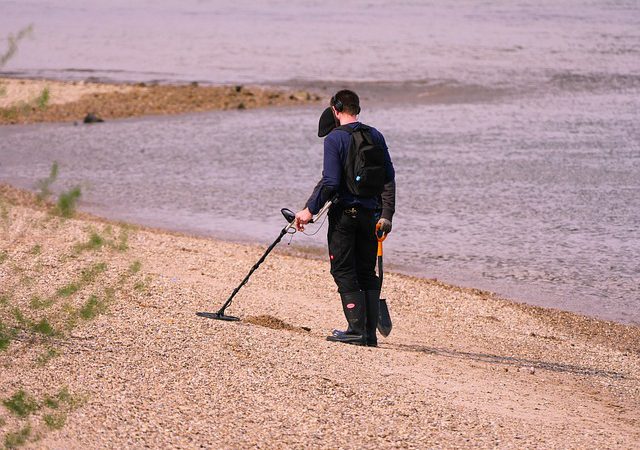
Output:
[201, 195, 337, 321]
[215, 221, 295, 316]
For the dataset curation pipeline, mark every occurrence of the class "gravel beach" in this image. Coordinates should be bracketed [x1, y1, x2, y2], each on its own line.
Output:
[0, 77, 320, 125]
[1, 184, 638, 448]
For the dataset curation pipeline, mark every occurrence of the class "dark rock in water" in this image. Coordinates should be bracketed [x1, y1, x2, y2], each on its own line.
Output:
[83, 113, 104, 124]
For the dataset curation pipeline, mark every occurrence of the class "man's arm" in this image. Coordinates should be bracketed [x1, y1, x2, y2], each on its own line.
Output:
[304, 134, 342, 214]
[377, 132, 395, 232]
[380, 179, 395, 222]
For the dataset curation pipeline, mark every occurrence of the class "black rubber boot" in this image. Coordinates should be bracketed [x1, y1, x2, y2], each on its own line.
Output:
[365, 290, 380, 347]
[326, 291, 366, 345]
[331, 323, 354, 337]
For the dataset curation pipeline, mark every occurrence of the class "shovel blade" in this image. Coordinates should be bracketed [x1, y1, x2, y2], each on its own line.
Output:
[377, 298, 392, 337]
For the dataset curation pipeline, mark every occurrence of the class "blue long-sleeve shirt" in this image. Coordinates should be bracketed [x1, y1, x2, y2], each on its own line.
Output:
[306, 122, 395, 214]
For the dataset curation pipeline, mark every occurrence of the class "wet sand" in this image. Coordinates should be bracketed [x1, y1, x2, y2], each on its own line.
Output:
[1, 183, 639, 448]
[0, 77, 321, 125]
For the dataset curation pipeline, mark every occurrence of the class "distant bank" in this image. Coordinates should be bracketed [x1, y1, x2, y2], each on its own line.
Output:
[0, 77, 321, 125]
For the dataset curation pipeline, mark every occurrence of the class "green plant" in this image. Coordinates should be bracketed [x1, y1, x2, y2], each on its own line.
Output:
[80, 262, 107, 284]
[0, 25, 33, 68]
[61, 302, 79, 331]
[32, 318, 55, 336]
[0, 106, 18, 121]
[12, 307, 29, 327]
[2, 391, 39, 418]
[0, 250, 7, 264]
[29, 295, 54, 310]
[74, 231, 105, 252]
[56, 283, 79, 298]
[115, 227, 129, 251]
[129, 260, 142, 274]
[43, 412, 66, 430]
[55, 186, 81, 218]
[36, 162, 58, 202]
[35, 347, 59, 366]
[0, 321, 16, 351]
[4, 424, 32, 449]
[36, 86, 50, 110]
[29, 244, 42, 255]
[79, 295, 106, 320]
[0, 198, 9, 223]
[52, 387, 82, 409]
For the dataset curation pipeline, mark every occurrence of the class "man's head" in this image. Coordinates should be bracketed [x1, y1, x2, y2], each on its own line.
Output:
[331, 89, 360, 116]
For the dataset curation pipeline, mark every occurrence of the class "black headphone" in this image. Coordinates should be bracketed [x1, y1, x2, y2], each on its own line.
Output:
[331, 95, 344, 112]
[331, 94, 360, 114]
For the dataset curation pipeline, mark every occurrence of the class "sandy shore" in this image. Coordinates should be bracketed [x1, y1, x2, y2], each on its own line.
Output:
[0, 183, 639, 449]
[0, 77, 321, 125]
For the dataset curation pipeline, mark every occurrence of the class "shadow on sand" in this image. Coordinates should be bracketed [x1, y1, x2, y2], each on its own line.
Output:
[385, 343, 625, 379]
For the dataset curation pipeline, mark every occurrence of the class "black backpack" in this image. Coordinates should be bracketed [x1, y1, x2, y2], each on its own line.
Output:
[337, 124, 386, 198]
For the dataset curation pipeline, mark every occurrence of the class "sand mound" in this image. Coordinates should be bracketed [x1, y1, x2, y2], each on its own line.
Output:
[244, 315, 299, 331]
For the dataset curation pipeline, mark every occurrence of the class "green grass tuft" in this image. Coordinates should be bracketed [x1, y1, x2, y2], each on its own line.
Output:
[75, 231, 105, 252]
[43, 412, 66, 430]
[129, 260, 142, 274]
[55, 186, 81, 218]
[4, 424, 32, 449]
[0, 321, 16, 351]
[43, 394, 59, 410]
[0, 250, 7, 264]
[56, 283, 79, 298]
[32, 318, 55, 336]
[36, 86, 50, 110]
[29, 244, 42, 255]
[80, 262, 107, 284]
[115, 227, 129, 251]
[36, 162, 59, 202]
[86, 232, 105, 249]
[79, 295, 106, 320]
[12, 307, 29, 327]
[55, 387, 81, 409]
[29, 295, 54, 310]
[35, 347, 59, 366]
[2, 391, 39, 418]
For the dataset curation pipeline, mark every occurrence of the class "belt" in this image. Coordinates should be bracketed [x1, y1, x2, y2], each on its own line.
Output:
[344, 207, 358, 216]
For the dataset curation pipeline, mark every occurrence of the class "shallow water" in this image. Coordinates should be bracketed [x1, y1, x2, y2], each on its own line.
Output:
[1, 0, 639, 324]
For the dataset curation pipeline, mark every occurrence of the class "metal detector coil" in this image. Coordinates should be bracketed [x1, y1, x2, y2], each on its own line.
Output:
[197, 198, 335, 322]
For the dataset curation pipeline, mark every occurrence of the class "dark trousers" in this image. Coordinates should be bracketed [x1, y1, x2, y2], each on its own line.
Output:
[327, 206, 380, 293]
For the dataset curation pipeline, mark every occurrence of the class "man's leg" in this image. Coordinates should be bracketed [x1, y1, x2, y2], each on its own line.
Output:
[355, 209, 380, 347]
[326, 208, 366, 345]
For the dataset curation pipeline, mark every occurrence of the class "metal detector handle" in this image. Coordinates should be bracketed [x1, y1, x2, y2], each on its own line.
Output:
[310, 194, 338, 223]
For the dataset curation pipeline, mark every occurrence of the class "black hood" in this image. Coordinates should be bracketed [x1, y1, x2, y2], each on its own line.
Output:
[318, 107, 338, 137]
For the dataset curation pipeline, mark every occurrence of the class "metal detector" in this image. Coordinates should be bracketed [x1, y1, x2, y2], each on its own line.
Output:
[196, 199, 334, 322]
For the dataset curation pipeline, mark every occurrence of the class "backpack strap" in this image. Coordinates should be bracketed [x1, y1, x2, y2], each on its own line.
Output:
[335, 123, 370, 134]
[336, 125, 354, 134]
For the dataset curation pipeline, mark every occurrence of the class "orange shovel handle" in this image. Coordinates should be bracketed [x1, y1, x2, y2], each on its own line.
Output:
[375, 223, 387, 257]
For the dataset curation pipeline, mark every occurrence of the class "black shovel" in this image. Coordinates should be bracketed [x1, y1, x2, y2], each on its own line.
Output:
[375, 223, 393, 337]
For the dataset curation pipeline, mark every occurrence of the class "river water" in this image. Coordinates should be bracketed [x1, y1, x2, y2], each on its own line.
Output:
[1, 1, 639, 324]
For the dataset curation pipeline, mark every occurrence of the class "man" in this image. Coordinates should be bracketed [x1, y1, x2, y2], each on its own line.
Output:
[295, 89, 395, 347]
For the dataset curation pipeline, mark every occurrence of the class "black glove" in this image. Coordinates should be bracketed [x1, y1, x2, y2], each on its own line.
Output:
[377, 218, 392, 234]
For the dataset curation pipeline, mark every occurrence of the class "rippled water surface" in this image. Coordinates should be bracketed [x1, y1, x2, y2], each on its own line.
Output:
[1, 1, 639, 324]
